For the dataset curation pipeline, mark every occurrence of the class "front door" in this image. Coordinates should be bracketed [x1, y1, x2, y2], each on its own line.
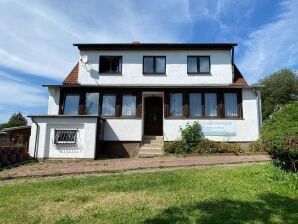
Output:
[144, 96, 163, 136]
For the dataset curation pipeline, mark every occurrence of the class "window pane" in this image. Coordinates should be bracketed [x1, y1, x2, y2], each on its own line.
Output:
[63, 94, 80, 115]
[199, 56, 210, 73]
[189, 93, 202, 117]
[205, 93, 217, 117]
[170, 93, 183, 116]
[100, 56, 121, 73]
[111, 57, 121, 73]
[224, 93, 238, 117]
[122, 94, 136, 116]
[101, 95, 116, 116]
[188, 57, 198, 73]
[155, 57, 166, 73]
[85, 92, 99, 115]
[144, 57, 154, 73]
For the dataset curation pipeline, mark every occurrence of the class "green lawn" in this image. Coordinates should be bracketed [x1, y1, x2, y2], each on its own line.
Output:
[0, 163, 297, 224]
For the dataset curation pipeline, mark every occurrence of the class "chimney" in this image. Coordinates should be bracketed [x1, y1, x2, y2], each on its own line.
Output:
[132, 40, 141, 44]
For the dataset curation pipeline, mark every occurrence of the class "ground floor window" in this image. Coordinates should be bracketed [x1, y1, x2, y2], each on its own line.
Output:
[224, 93, 238, 117]
[101, 94, 116, 116]
[166, 90, 242, 119]
[63, 94, 80, 115]
[205, 93, 217, 117]
[189, 93, 202, 117]
[85, 92, 100, 115]
[54, 129, 77, 145]
[170, 93, 183, 117]
[122, 94, 136, 116]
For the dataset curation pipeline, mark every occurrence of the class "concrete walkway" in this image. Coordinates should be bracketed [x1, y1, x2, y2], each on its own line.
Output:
[0, 154, 271, 180]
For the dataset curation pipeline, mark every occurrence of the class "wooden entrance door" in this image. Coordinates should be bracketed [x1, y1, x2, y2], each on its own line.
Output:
[144, 96, 163, 136]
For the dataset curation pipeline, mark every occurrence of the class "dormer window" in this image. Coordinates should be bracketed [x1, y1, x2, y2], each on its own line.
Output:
[187, 56, 210, 74]
[143, 56, 166, 74]
[99, 56, 122, 74]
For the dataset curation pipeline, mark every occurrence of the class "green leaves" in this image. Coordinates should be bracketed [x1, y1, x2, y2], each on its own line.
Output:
[258, 69, 298, 120]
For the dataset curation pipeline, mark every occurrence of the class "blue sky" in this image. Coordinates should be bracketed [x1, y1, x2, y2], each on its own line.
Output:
[0, 0, 297, 123]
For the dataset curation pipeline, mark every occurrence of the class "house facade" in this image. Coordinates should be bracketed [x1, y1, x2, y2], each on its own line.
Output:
[28, 43, 262, 159]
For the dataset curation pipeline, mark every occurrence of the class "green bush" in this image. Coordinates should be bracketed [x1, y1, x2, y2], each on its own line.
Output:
[248, 140, 266, 152]
[179, 122, 202, 153]
[261, 103, 298, 172]
[164, 139, 243, 155]
[266, 135, 298, 172]
[194, 139, 243, 155]
[164, 141, 185, 154]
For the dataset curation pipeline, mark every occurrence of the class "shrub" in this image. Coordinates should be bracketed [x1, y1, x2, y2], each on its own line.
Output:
[164, 141, 185, 154]
[266, 135, 298, 172]
[248, 140, 266, 152]
[164, 122, 243, 155]
[179, 122, 201, 153]
[194, 139, 243, 155]
[261, 103, 298, 172]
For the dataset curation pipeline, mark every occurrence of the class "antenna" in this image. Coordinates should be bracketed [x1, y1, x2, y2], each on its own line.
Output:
[80, 55, 88, 64]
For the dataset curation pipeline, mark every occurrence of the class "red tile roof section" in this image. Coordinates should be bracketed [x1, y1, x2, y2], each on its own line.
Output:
[232, 64, 248, 85]
[63, 63, 79, 85]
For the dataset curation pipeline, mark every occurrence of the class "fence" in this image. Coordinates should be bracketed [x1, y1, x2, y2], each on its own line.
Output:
[0, 147, 30, 168]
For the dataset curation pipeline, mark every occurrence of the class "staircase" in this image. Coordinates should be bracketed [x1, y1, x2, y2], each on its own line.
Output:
[139, 136, 164, 158]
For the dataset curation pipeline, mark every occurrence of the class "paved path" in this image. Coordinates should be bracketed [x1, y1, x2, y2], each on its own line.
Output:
[1, 154, 271, 180]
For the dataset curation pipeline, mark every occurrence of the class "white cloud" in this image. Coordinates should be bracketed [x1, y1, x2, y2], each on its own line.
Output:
[0, 71, 47, 123]
[238, 0, 298, 83]
[0, 0, 188, 80]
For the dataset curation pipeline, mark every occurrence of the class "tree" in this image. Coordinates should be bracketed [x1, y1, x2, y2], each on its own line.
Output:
[258, 69, 298, 120]
[0, 112, 27, 130]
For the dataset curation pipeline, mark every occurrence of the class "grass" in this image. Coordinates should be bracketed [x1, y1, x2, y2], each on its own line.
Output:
[0, 163, 297, 224]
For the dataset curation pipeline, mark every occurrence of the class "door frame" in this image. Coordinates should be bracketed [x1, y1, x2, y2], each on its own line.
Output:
[142, 92, 164, 136]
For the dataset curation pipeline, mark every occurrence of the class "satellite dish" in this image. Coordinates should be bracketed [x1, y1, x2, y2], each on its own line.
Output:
[80, 55, 88, 64]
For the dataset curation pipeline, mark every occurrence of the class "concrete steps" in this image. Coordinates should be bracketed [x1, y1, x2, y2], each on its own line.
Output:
[139, 136, 164, 158]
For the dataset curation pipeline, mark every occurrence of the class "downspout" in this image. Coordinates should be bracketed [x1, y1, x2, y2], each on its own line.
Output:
[231, 47, 235, 81]
[253, 88, 262, 138]
[31, 117, 40, 159]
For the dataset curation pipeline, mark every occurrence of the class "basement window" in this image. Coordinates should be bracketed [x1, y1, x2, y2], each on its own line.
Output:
[54, 129, 77, 145]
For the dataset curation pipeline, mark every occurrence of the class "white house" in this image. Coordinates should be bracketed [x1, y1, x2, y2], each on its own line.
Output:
[28, 43, 262, 159]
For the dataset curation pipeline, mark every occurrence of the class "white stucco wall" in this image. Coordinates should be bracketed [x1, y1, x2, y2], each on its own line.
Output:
[78, 50, 233, 85]
[163, 89, 260, 142]
[29, 117, 97, 159]
[103, 119, 142, 141]
[48, 87, 60, 115]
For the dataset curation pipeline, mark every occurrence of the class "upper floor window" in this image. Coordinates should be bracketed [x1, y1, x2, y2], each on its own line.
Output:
[99, 56, 122, 73]
[143, 56, 166, 74]
[187, 56, 210, 74]
[63, 94, 80, 115]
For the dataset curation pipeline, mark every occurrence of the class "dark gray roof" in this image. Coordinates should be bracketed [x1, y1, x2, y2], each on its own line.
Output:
[73, 43, 237, 50]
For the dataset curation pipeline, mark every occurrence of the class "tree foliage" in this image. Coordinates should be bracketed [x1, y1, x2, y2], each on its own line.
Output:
[258, 69, 298, 120]
[0, 112, 27, 130]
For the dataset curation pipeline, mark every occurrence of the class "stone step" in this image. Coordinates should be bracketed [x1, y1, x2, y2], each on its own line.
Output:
[142, 139, 164, 144]
[141, 143, 164, 148]
[142, 136, 164, 141]
[138, 152, 163, 158]
[140, 146, 163, 152]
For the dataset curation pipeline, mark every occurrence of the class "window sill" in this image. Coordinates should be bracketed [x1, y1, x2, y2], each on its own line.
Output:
[165, 117, 243, 120]
[143, 73, 166, 76]
[99, 72, 122, 76]
[101, 116, 141, 119]
[187, 72, 211, 75]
